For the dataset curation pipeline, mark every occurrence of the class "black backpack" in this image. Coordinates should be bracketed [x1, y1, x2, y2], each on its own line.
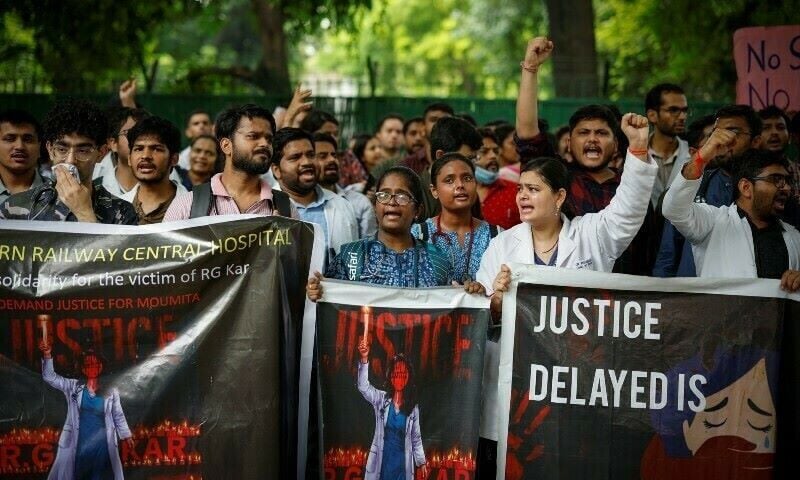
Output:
[189, 182, 292, 218]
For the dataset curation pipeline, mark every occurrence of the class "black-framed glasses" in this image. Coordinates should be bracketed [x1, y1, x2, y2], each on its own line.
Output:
[749, 174, 791, 189]
[375, 191, 416, 206]
[660, 106, 691, 116]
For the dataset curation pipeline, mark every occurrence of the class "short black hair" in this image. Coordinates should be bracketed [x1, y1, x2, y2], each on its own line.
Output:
[403, 117, 424, 135]
[731, 148, 790, 200]
[43, 99, 108, 146]
[312, 132, 338, 151]
[555, 125, 570, 141]
[423, 102, 454, 118]
[126, 116, 182, 156]
[376, 165, 426, 220]
[214, 104, 276, 142]
[476, 127, 498, 143]
[484, 119, 511, 128]
[568, 104, 619, 132]
[758, 105, 790, 126]
[107, 107, 150, 138]
[429, 116, 482, 158]
[375, 114, 404, 134]
[185, 109, 211, 127]
[715, 104, 763, 138]
[457, 113, 478, 127]
[273, 127, 314, 164]
[645, 83, 685, 112]
[683, 114, 715, 150]
[0, 109, 43, 140]
[493, 124, 515, 144]
[430, 152, 476, 185]
[300, 109, 338, 133]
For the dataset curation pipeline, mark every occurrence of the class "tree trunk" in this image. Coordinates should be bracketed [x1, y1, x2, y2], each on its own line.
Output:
[251, 0, 292, 97]
[544, 0, 599, 97]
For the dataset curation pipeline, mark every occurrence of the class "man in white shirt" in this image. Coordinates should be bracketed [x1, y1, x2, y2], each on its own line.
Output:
[177, 110, 213, 170]
[663, 131, 800, 290]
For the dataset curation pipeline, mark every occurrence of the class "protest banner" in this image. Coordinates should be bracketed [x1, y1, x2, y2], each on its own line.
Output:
[497, 264, 799, 479]
[733, 25, 800, 111]
[314, 280, 490, 480]
[0, 215, 322, 479]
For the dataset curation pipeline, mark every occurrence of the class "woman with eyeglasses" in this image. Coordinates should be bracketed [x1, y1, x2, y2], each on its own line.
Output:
[410, 153, 497, 284]
[307, 166, 484, 298]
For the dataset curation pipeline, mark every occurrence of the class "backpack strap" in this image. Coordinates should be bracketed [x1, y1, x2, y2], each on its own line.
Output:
[419, 220, 430, 242]
[489, 223, 499, 238]
[190, 182, 212, 219]
[272, 189, 292, 217]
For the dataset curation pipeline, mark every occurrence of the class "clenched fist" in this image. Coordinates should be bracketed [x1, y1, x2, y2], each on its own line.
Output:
[621, 113, 649, 152]
[523, 37, 554, 70]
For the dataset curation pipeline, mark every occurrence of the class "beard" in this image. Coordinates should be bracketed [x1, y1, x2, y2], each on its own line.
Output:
[232, 147, 270, 175]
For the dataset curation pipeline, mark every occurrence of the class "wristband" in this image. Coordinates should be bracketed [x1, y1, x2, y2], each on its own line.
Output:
[628, 148, 648, 156]
[693, 151, 705, 169]
[520, 62, 539, 74]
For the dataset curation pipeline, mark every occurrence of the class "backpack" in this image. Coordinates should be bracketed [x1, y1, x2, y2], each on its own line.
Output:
[189, 182, 292, 218]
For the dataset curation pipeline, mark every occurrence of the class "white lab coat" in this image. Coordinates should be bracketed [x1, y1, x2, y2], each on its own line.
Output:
[42, 358, 132, 480]
[358, 361, 425, 480]
[662, 171, 800, 277]
[475, 151, 658, 440]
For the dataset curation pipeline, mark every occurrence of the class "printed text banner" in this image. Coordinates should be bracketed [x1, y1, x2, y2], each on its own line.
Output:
[0, 216, 320, 479]
[496, 264, 799, 479]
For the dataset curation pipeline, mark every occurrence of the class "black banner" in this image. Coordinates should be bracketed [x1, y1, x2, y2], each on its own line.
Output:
[0, 216, 316, 479]
[316, 282, 489, 480]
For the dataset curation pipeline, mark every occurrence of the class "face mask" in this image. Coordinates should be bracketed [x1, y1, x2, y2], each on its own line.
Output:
[474, 165, 499, 185]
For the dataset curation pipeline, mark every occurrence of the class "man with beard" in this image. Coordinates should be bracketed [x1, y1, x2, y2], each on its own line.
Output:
[164, 104, 296, 220]
[313, 132, 376, 238]
[272, 127, 358, 261]
[474, 127, 519, 230]
[664, 145, 800, 287]
[121, 116, 183, 224]
[404, 117, 426, 156]
[0, 109, 44, 203]
[645, 83, 691, 206]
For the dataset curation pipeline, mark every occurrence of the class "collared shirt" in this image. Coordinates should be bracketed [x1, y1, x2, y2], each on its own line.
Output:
[0, 169, 45, 204]
[326, 237, 452, 287]
[292, 185, 329, 243]
[648, 136, 690, 206]
[565, 164, 621, 217]
[739, 207, 789, 279]
[164, 172, 293, 221]
[411, 218, 493, 282]
[131, 186, 177, 225]
[0, 182, 138, 224]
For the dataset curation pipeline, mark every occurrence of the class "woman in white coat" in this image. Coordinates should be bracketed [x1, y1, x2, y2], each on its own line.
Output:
[40, 341, 133, 480]
[356, 337, 426, 480]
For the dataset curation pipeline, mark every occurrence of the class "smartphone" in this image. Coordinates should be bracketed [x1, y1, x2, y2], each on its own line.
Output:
[52, 163, 80, 183]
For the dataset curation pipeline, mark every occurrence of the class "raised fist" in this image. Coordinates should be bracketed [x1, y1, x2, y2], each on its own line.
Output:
[620, 113, 649, 151]
[698, 127, 737, 163]
[523, 37, 554, 69]
[358, 338, 370, 362]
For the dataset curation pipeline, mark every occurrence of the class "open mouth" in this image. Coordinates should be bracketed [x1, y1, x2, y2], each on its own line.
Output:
[137, 164, 156, 174]
[453, 192, 470, 201]
[299, 167, 316, 180]
[583, 144, 602, 160]
[485, 161, 499, 172]
[519, 205, 534, 214]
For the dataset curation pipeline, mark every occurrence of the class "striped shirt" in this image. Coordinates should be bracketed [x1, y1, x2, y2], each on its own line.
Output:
[163, 172, 296, 221]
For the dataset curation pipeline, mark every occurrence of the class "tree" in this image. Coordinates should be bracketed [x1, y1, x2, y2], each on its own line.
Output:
[0, 0, 189, 93]
[544, 0, 599, 97]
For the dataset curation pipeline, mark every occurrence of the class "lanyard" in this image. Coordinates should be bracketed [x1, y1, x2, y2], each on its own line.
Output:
[435, 216, 475, 282]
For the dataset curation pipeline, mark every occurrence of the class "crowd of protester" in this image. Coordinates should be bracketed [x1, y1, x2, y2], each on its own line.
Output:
[2, 37, 800, 479]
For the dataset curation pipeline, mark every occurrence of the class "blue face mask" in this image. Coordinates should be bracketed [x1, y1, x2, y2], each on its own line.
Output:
[474, 165, 499, 185]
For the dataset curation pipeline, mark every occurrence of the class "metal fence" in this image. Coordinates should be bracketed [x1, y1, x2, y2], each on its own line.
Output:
[0, 94, 724, 147]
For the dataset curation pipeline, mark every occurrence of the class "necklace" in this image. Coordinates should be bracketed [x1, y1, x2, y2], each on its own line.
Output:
[535, 238, 558, 254]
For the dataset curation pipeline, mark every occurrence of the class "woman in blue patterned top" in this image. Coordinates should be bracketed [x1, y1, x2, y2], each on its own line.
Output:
[412, 153, 497, 283]
[307, 166, 484, 298]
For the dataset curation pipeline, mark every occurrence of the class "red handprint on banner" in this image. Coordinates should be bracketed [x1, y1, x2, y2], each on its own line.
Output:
[505, 387, 551, 480]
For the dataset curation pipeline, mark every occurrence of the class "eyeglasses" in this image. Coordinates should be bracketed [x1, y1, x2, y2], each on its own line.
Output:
[660, 107, 691, 116]
[50, 144, 98, 162]
[375, 191, 416, 206]
[749, 174, 791, 189]
[720, 127, 752, 138]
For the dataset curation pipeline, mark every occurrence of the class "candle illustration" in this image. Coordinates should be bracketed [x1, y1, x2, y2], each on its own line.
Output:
[38, 314, 50, 345]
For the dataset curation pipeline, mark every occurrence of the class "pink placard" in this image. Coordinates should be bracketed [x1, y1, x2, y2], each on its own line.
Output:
[734, 25, 800, 111]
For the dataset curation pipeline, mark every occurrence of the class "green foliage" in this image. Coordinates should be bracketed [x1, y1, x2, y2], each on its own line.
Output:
[595, 0, 800, 101]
